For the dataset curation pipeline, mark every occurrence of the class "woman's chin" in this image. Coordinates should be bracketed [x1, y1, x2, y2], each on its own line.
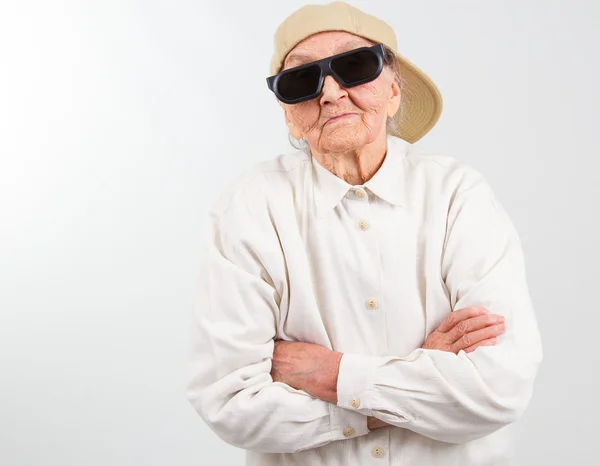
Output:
[319, 126, 370, 152]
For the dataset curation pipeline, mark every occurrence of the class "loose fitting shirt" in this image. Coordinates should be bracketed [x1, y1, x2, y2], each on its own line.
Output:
[186, 135, 543, 466]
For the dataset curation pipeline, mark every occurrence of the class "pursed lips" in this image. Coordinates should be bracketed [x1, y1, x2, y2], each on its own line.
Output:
[324, 113, 357, 125]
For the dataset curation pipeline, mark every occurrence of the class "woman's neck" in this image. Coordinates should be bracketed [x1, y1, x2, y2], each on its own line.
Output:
[311, 133, 387, 185]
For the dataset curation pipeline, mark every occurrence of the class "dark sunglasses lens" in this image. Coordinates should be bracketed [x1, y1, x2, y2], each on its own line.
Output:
[277, 65, 321, 101]
[331, 50, 379, 84]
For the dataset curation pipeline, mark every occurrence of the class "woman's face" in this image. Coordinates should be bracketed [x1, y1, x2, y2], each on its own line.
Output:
[280, 31, 401, 154]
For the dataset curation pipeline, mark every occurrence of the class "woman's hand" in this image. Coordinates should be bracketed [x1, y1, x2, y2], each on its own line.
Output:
[422, 306, 505, 354]
[369, 307, 504, 432]
[271, 341, 342, 404]
[367, 416, 389, 430]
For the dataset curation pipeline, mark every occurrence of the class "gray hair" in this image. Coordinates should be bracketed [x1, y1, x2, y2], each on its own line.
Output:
[290, 45, 406, 151]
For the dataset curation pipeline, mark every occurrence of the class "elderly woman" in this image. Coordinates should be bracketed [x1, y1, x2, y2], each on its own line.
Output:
[186, 2, 542, 465]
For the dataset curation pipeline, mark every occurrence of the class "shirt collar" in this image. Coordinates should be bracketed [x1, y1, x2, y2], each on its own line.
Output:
[312, 135, 409, 217]
[312, 153, 353, 217]
[365, 136, 408, 207]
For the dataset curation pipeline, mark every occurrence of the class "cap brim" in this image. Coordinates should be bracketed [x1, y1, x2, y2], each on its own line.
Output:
[392, 52, 443, 144]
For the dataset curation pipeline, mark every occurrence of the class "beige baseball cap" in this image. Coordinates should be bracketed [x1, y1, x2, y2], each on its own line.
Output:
[270, 1, 443, 143]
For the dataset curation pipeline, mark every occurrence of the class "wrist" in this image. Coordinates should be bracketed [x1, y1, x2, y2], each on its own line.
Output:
[306, 350, 343, 404]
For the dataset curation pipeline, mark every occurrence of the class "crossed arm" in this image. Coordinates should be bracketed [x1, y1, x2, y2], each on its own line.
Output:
[270, 305, 507, 431]
[186, 175, 543, 453]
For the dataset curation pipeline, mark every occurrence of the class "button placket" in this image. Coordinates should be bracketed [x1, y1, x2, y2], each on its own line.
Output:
[349, 187, 370, 232]
[348, 186, 385, 350]
[346, 186, 386, 355]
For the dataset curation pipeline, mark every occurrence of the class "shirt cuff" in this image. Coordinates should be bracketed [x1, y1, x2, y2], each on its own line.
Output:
[336, 353, 377, 414]
[329, 403, 369, 441]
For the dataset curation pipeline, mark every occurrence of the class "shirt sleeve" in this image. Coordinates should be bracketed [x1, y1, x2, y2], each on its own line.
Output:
[335, 170, 543, 444]
[186, 193, 369, 454]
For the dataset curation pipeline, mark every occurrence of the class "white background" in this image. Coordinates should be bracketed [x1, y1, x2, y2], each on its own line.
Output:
[1, 1, 599, 465]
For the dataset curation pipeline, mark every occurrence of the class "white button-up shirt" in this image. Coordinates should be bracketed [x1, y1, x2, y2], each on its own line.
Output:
[186, 136, 543, 466]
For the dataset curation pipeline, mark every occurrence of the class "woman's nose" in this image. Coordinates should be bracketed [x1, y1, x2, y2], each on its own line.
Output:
[320, 75, 348, 105]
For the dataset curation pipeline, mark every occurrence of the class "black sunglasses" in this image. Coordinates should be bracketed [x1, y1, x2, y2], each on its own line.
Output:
[267, 44, 386, 104]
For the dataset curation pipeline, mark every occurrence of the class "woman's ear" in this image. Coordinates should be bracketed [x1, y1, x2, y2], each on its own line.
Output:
[280, 102, 304, 140]
[387, 80, 402, 119]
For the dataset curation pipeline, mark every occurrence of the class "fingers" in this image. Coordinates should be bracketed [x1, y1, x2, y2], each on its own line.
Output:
[424, 307, 505, 355]
[452, 322, 505, 353]
[464, 337, 497, 354]
[445, 313, 505, 344]
[436, 306, 488, 333]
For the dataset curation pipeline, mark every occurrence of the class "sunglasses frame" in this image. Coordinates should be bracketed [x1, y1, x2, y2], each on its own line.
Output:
[267, 44, 386, 104]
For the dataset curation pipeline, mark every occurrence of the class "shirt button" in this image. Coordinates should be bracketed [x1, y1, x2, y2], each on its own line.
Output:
[372, 446, 384, 458]
[355, 188, 367, 198]
[366, 298, 378, 310]
[350, 397, 361, 409]
[343, 427, 356, 438]
[358, 220, 369, 231]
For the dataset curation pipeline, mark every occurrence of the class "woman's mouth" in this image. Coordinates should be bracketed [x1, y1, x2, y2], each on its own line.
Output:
[325, 113, 357, 125]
